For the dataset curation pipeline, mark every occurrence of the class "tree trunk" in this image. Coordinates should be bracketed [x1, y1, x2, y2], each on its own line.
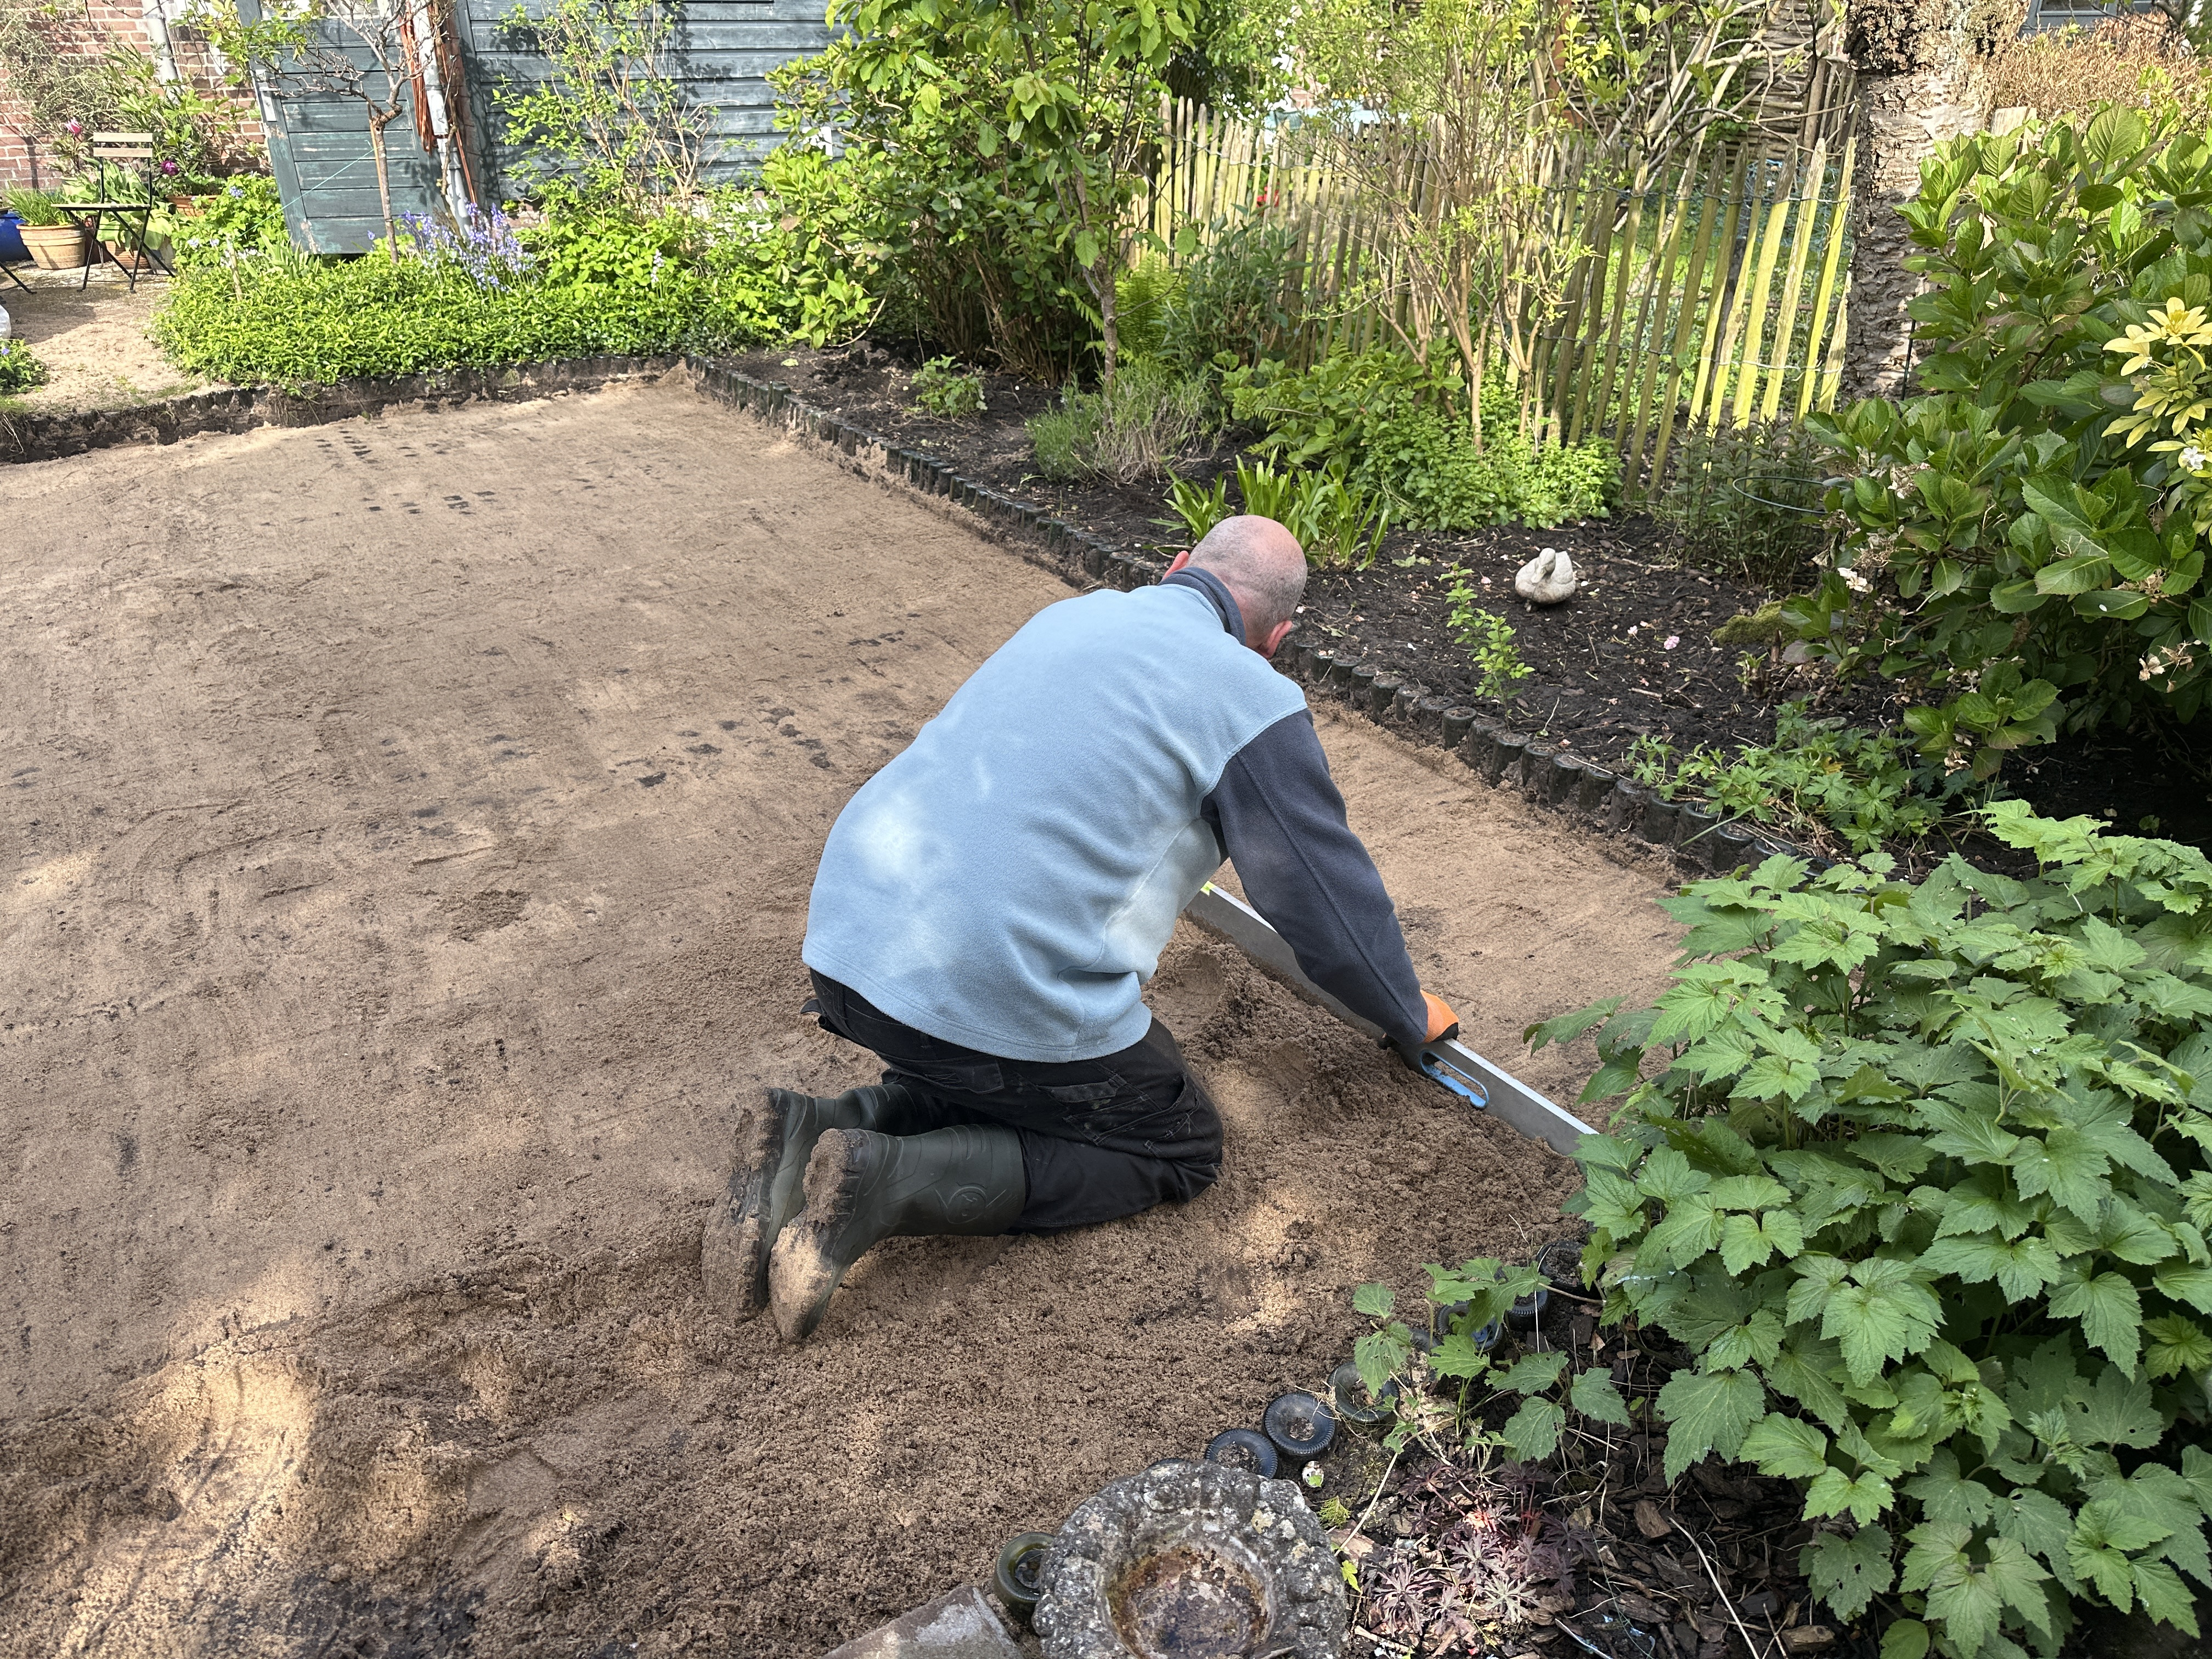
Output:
[1099, 253, 1119, 395]
[368, 108, 399, 261]
[1842, 0, 2000, 401]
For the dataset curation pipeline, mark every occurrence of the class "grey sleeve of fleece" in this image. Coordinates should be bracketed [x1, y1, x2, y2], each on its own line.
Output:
[1199, 709, 1429, 1052]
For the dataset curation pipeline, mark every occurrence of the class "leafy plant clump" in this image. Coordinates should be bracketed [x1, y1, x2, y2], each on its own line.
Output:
[155, 155, 878, 385]
[1352, 1268, 1630, 1470]
[1159, 472, 1231, 541]
[1627, 702, 1950, 856]
[1228, 348, 1616, 531]
[1443, 566, 1534, 702]
[1028, 357, 1212, 485]
[1346, 1272, 1602, 1645]
[4, 185, 66, 228]
[910, 356, 986, 417]
[1118, 213, 1301, 384]
[1532, 806, 2212, 1659]
[167, 176, 290, 268]
[1231, 458, 1391, 568]
[1799, 110, 2212, 782]
[0, 337, 50, 394]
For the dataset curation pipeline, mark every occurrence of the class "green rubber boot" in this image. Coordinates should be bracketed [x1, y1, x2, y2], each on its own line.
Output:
[768, 1125, 1027, 1343]
[701, 1084, 926, 1320]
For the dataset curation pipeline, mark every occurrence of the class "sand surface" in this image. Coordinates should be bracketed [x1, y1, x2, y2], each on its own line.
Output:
[2, 268, 206, 415]
[0, 381, 1683, 1657]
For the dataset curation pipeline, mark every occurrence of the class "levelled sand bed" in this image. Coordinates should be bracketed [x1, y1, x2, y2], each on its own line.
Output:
[0, 381, 1684, 1657]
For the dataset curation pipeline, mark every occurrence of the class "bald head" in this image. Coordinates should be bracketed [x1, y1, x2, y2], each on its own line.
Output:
[1188, 515, 1308, 648]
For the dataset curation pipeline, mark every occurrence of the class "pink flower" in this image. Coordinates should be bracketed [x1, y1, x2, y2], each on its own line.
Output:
[160, 158, 179, 174]
[65, 121, 83, 135]
[1664, 635, 1679, 650]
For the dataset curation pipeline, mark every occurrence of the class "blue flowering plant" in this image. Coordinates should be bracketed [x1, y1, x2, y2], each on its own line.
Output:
[396, 203, 533, 290]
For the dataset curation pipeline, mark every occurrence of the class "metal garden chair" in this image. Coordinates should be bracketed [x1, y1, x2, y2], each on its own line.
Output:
[57, 133, 174, 293]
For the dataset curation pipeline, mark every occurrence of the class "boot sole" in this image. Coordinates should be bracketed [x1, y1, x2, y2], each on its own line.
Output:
[767, 1128, 872, 1343]
[698, 1091, 792, 1320]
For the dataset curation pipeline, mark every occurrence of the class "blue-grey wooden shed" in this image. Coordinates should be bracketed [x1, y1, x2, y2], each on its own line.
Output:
[255, 0, 832, 255]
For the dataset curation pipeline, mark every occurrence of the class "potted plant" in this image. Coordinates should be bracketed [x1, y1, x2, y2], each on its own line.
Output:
[5, 190, 88, 269]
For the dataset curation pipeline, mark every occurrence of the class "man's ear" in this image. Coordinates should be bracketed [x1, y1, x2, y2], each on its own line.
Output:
[1164, 549, 1193, 575]
[1260, 617, 1295, 658]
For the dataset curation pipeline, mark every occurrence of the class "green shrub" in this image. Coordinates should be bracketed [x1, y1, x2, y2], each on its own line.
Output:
[768, 0, 1237, 381]
[155, 242, 704, 385]
[1156, 212, 1299, 377]
[1654, 417, 1832, 587]
[910, 355, 986, 417]
[1628, 702, 1950, 855]
[168, 176, 290, 268]
[695, 146, 882, 348]
[1532, 806, 2212, 1658]
[0, 337, 49, 394]
[154, 164, 879, 385]
[1028, 357, 1212, 484]
[1801, 109, 2212, 782]
[1227, 347, 1616, 530]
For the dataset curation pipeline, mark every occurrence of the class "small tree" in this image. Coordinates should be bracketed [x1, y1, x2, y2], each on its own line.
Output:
[193, 0, 449, 258]
[817, 0, 1200, 388]
[1295, 0, 1799, 449]
[494, 0, 706, 213]
[1295, 0, 1576, 450]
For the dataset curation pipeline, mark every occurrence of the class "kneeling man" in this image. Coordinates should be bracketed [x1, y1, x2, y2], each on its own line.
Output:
[703, 515, 1458, 1341]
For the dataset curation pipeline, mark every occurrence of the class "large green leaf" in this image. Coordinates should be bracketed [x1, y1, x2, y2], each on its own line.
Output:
[1570, 1368, 1633, 1426]
[1742, 1412, 1830, 1479]
[1492, 1351, 1568, 1395]
[2049, 1268, 2145, 1372]
[1821, 1259, 1943, 1383]
[1501, 1396, 1566, 1463]
[1657, 1367, 1767, 1483]
[1721, 1210, 1806, 1273]
[2034, 551, 2113, 595]
[1803, 1525, 1894, 1622]
[1919, 1231, 2063, 1301]
[2075, 588, 2153, 621]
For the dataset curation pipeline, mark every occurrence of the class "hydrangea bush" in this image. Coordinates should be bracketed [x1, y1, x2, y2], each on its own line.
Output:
[1798, 110, 2212, 780]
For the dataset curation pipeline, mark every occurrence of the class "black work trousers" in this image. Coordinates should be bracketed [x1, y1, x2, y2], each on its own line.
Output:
[806, 972, 1222, 1232]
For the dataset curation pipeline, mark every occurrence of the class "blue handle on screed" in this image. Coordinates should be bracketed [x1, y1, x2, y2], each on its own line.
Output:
[1418, 1045, 1489, 1109]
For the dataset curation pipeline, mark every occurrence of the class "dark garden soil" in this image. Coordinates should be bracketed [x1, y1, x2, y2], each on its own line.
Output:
[730, 343, 2212, 865]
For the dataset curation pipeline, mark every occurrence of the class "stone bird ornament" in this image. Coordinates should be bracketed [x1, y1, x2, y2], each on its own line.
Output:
[1514, 546, 1578, 605]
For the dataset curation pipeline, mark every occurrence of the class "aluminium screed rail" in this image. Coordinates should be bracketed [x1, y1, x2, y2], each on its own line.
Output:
[1181, 882, 1594, 1157]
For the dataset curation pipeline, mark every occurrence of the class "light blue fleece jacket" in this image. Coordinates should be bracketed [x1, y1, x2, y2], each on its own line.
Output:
[803, 578, 1310, 1062]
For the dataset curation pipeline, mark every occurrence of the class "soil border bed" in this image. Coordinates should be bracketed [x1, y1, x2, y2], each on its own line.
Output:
[681, 358, 1826, 883]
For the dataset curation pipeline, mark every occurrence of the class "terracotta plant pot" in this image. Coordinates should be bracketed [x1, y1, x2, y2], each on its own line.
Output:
[19, 221, 88, 269]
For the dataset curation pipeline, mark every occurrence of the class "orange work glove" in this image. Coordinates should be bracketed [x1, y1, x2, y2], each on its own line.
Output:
[1423, 991, 1462, 1046]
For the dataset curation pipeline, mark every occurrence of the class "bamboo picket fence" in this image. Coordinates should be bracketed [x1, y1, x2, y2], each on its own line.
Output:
[1136, 95, 1859, 503]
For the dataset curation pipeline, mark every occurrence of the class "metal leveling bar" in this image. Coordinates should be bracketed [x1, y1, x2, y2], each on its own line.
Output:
[1181, 883, 1595, 1157]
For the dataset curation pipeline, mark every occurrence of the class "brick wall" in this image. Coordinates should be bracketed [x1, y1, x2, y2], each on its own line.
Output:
[1, 0, 264, 191]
